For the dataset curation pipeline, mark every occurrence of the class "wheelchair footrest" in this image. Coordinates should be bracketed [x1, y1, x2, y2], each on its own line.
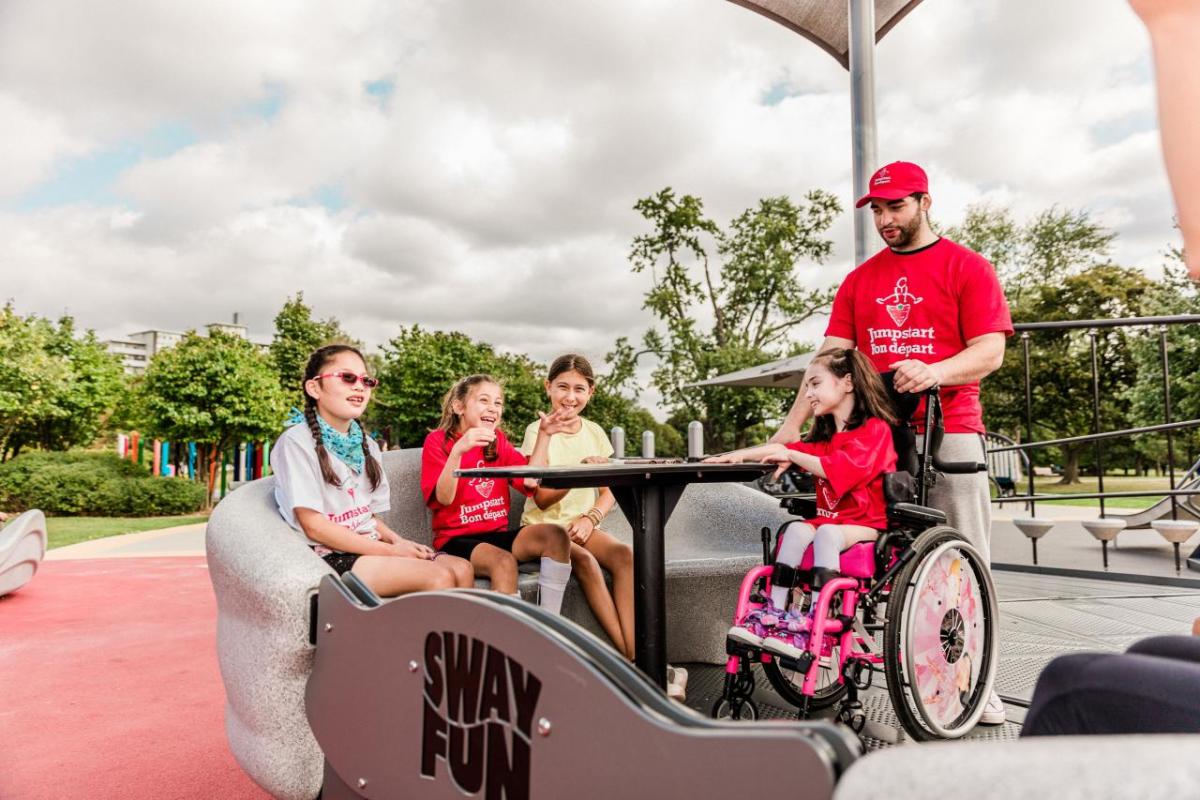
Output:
[771, 650, 815, 674]
[725, 637, 761, 658]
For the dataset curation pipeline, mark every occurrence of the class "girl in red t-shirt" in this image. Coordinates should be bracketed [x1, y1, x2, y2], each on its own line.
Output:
[420, 374, 577, 614]
[709, 348, 898, 657]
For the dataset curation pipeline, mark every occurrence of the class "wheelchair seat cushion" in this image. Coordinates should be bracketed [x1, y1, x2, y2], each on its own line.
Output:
[798, 541, 876, 578]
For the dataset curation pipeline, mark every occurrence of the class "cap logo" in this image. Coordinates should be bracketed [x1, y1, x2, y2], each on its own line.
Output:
[873, 167, 891, 187]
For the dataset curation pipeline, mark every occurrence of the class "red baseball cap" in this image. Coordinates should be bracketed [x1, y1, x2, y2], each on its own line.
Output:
[854, 161, 929, 208]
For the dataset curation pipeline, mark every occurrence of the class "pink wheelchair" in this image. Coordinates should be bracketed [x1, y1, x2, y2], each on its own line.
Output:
[714, 388, 999, 741]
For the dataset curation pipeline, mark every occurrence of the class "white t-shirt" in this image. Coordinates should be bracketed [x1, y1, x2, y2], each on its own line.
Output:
[271, 423, 391, 556]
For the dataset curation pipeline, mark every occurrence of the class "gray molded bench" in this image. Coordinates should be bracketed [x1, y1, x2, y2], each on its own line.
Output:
[207, 447, 791, 800]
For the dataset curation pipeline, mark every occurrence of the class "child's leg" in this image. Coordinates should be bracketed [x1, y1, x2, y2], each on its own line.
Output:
[583, 529, 635, 660]
[810, 524, 877, 603]
[512, 523, 572, 615]
[469, 544, 520, 594]
[350, 556, 456, 597]
[570, 542, 627, 655]
[434, 553, 475, 588]
[771, 521, 816, 608]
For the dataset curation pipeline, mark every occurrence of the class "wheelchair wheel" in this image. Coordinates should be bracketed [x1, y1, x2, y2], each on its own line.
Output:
[762, 639, 846, 711]
[882, 526, 998, 741]
[712, 696, 759, 720]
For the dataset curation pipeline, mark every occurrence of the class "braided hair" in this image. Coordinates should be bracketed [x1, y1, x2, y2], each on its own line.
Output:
[803, 347, 898, 444]
[302, 344, 384, 491]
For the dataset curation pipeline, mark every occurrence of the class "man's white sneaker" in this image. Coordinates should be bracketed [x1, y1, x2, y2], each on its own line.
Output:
[978, 688, 1006, 725]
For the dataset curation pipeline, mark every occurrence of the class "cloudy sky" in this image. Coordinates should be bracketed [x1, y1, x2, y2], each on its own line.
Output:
[0, 0, 1174, 402]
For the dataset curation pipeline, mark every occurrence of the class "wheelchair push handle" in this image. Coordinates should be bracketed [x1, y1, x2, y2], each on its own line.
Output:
[922, 389, 988, 475]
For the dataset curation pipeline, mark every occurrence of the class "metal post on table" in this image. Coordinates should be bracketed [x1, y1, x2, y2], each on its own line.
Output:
[611, 427, 625, 459]
[1090, 331, 1106, 518]
[687, 421, 703, 461]
[642, 431, 655, 458]
[1160, 325, 1178, 520]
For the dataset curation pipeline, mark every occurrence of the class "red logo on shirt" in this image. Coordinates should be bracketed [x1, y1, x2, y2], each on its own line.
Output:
[817, 479, 841, 516]
[467, 459, 495, 498]
[875, 277, 923, 327]
[347, 487, 356, 500]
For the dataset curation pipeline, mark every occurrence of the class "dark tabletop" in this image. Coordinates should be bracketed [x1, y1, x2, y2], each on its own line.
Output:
[455, 459, 774, 489]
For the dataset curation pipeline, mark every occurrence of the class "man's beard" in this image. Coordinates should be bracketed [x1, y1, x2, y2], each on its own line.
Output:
[883, 213, 924, 249]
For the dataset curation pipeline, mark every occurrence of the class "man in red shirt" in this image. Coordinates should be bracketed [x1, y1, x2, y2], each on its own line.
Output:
[772, 161, 1013, 724]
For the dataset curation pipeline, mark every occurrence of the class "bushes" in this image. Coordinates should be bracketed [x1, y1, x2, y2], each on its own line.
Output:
[0, 451, 206, 516]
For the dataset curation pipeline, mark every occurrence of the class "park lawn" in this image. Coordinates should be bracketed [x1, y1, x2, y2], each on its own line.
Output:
[45, 514, 209, 550]
[1015, 475, 1171, 509]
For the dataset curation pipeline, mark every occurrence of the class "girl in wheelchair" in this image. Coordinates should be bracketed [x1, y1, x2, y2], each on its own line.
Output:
[707, 348, 897, 658]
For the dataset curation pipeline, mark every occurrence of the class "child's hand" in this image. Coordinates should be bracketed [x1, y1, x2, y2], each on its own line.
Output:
[565, 515, 595, 545]
[453, 426, 496, 455]
[763, 450, 799, 480]
[581, 456, 609, 465]
[537, 408, 574, 436]
[704, 452, 745, 464]
[392, 539, 435, 560]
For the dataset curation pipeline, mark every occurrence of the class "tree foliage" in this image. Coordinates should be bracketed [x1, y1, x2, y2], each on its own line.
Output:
[138, 330, 288, 498]
[948, 206, 1151, 482]
[270, 293, 357, 398]
[612, 188, 841, 450]
[0, 305, 123, 460]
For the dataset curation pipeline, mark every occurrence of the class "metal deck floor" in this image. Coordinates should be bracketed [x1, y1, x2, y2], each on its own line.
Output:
[680, 568, 1200, 748]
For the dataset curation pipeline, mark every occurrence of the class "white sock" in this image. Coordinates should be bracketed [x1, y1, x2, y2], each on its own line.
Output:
[537, 557, 573, 615]
[772, 523, 815, 608]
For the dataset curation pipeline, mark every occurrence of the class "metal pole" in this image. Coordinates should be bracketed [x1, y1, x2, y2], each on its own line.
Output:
[687, 421, 704, 461]
[848, 0, 877, 266]
[1022, 332, 1036, 517]
[1089, 332, 1106, 518]
[642, 430, 655, 459]
[1160, 325, 1178, 520]
[611, 427, 625, 459]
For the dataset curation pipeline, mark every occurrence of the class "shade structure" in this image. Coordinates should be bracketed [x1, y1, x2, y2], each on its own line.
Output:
[687, 352, 814, 389]
[727, 0, 926, 69]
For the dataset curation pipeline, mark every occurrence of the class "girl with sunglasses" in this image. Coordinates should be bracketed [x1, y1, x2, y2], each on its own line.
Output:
[271, 344, 474, 595]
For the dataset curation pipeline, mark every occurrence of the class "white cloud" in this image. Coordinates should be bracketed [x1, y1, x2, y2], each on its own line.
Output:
[0, 0, 1182, 421]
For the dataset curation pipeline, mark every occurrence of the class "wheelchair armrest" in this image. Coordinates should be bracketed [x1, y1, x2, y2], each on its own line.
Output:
[887, 502, 947, 528]
[779, 495, 816, 518]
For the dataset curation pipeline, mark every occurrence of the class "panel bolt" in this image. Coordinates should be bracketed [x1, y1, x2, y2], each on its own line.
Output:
[324, 623, 333, 632]
[537, 718, 552, 737]
[357, 777, 368, 788]
[408, 660, 419, 672]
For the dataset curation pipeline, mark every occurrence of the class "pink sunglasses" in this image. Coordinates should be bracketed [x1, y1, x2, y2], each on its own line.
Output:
[314, 371, 379, 389]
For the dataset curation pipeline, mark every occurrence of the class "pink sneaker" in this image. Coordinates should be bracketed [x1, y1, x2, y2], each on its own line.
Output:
[761, 628, 810, 660]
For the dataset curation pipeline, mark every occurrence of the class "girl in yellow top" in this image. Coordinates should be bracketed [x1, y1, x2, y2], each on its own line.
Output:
[520, 354, 635, 659]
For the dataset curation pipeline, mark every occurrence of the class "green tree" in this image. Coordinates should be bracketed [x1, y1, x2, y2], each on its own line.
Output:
[270, 293, 357, 396]
[0, 306, 123, 460]
[138, 330, 289, 501]
[375, 326, 546, 448]
[951, 206, 1150, 482]
[1125, 249, 1200, 473]
[612, 188, 840, 450]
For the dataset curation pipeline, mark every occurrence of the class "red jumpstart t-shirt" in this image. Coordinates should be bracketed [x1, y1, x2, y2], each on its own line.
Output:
[420, 429, 535, 550]
[825, 238, 1013, 433]
[786, 417, 897, 530]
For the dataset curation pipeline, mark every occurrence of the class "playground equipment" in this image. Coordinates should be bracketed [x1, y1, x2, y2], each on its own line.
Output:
[207, 447, 794, 799]
[0, 509, 47, 597]
[718, 388, 999, 741]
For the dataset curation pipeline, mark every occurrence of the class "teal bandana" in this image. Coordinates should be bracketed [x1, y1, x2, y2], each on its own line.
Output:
[286, 407, 365, 473]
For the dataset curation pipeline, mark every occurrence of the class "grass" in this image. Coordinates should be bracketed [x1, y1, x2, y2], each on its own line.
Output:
[44, 514, 209, 550]
[998, 475, 1174, 509]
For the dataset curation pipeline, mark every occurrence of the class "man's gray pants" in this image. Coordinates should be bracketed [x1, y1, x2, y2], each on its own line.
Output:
[918, 432, 992, 564]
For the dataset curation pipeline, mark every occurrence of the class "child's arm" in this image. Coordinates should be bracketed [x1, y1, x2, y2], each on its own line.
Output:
[763, 449, 827, 480]
[522, 409, 573, 501]
[564, 464, 618, 544]
[295, 508, 430, 558]
[704, 442, 789, 464]
[374, 516, 435, 559]
[434, 428, 493, 506]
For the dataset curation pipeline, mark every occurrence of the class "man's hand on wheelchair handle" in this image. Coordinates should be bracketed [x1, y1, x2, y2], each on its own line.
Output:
[889, 359, 944, 394]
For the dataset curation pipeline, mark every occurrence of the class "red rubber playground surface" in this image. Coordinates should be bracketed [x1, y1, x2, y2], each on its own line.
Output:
[0, 557, 269, 800]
